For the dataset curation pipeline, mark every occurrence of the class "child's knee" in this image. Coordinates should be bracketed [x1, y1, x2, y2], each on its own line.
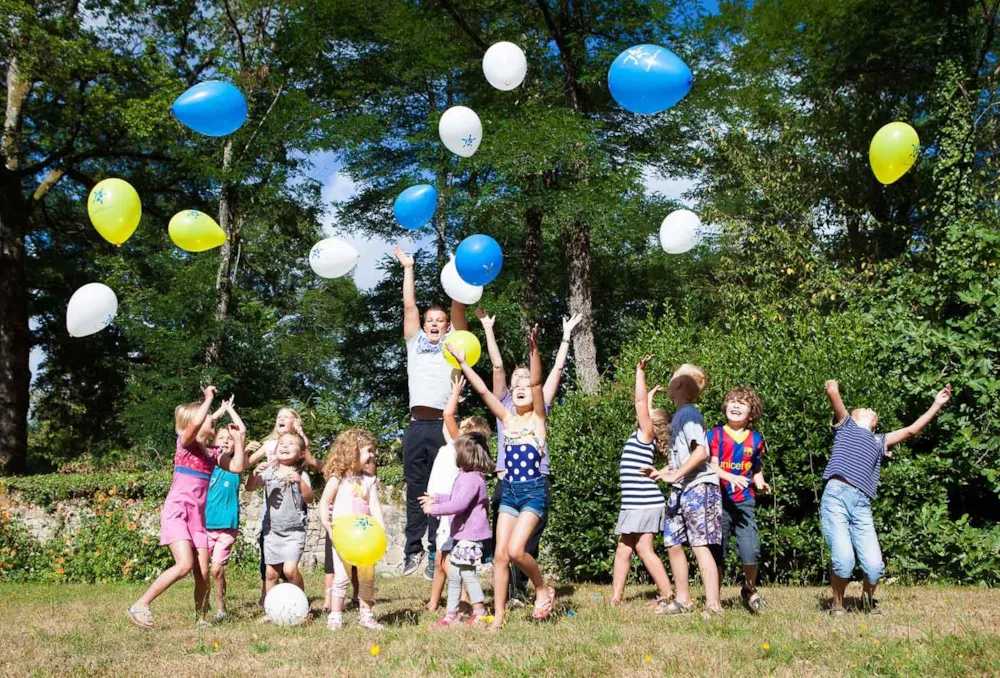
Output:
[507, 543, 527, 562]
[211, 562, 225, 578]
[829, 548, 856, 579]
[493, 547, 510, 567]
[858, 554, 884, 585]
[265, 567, 280, 583]
[282, 562, 299, 579]
[332, 574, 350, 598]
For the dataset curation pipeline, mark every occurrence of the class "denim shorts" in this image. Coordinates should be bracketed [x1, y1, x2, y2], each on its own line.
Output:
[499, 476, 548, 520]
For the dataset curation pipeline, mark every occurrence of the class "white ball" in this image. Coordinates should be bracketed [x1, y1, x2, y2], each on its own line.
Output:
[264, 583, 309, 626]
[439, 106, 483, 158]
[659, 209, 700, 254]
[309, 238, 359, 279]
[66, 283, 118, 337]
[483, 42, 527, 91]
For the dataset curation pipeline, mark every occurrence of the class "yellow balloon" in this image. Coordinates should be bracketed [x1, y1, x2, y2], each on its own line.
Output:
[168, 210, 227, 252]
[87, 178, 141, 246]
[869, 122, 920, 185]
[330, 514, 387, 567]
[443, 330, 481, 369]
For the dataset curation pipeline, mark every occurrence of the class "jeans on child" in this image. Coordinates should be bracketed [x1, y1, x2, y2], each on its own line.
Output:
[721, 495, 760, 567]
[820, 478, 884, 586]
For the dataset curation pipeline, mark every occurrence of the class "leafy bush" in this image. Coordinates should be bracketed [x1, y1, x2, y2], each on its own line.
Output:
[4, 472, 172, 507]
[0, 503, 46, 582]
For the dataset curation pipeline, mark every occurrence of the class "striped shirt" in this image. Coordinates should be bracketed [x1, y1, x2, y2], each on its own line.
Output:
[619, 432, 666, 509]
[822, 416, 887, 500]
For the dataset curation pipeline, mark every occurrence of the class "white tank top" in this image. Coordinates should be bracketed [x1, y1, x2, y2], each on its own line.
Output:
[406, 330, 455, 411]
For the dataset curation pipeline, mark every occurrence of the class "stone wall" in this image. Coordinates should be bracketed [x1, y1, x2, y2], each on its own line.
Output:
[9, 483, 412, 576]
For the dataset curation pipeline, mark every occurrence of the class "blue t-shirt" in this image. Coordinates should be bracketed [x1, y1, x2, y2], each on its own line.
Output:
[822, 416, 887, 500]
[205, 466, 240, 530]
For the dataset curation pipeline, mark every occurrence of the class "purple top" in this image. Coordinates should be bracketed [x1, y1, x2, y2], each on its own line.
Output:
[430, 470, 492, 542]
[496, 391, 551, 475]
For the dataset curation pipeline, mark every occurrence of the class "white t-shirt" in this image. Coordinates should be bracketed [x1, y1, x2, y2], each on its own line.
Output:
[427, 443, 460, 496]
[406, 330, 455, 411]
[668, 404, 717, 490]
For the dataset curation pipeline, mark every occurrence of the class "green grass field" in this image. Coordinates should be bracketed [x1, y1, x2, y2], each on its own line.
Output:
[3, 570, 999, 676]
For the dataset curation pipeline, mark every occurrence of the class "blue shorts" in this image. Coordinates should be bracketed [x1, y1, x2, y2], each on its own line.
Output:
[499, 476, 548, 520]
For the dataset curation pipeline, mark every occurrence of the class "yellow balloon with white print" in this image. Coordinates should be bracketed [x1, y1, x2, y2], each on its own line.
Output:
[443, 330, 481, 369]
[331, 514, 387, 567]
[168, 210, 227, 252]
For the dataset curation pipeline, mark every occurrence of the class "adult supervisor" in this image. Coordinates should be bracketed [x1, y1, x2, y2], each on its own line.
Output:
[393, 245, 468, 578]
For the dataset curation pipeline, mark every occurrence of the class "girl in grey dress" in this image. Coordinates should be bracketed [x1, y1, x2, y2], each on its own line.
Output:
[246, 431, 313, 602]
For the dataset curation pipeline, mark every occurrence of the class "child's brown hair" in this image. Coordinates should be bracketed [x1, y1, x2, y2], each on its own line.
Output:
[277, 431, 308, 471]
[650, 408, 671, 456]
[324, 428, 376, 480]
[460, 416, 491, 438]
[454, 432, 493, 474]
[723, 387, 763, 424]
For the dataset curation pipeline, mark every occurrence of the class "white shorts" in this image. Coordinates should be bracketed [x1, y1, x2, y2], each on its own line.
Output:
[435, 516, 453, 552]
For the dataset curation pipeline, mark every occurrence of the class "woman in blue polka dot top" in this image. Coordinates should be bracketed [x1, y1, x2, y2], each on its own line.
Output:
[445, 324, 555, 630]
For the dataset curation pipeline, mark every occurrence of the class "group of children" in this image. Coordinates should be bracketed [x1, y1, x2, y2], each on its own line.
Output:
[125, 321, 952, 630]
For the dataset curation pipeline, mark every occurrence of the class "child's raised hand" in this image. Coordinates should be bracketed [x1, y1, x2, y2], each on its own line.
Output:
[393, 244, 414, 268]
[934, 384, 952, 406]
[824, 380, 839, 394]
[246, 440, 262, 454]
[253, 460, 270, 476]
[649, 385, 664, 398]
[527, 323, 539, 351]
[221, 394, 235, 411]
[202, 384, 217, 401]
[452, 375, 467, 395]
[475, 307, 495, 329]
[562, 313, 583, 338]
[227, 423, 243, 439]
[637, 354, 654, 371]
[446, 339, 466, 364]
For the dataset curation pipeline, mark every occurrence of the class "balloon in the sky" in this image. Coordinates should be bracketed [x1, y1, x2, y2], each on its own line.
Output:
[439, 106, 482, 158]
[87, 178, 142, 246]
[659, 209, 699, 254]
[440, 255, 483, 305]
[455, 234, 503, 286]
[309, 238, 359, 279]
[171, 81, 248, 137]
[393, 184, 438, 230]
[443, 330, 482, 369]
[66, 283, 118, 338]
[608, 44, 693, 115]
[483, 42, 527, 91]
[869, 122, 920, 185]
[168, 210, 227, 252]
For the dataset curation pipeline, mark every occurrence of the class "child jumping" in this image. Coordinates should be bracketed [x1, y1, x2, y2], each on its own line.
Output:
[448, 325, 555, 630]
[127, 385, 246, 629]
[421, 427, 494, 627]
[708, 387, 769, 613]
[821, 380, 951, 615]
[644, 364, 722, 617]
[610, 356, 674, 608]
[246, 430, 313, 603]
[319, 429, 385, 630]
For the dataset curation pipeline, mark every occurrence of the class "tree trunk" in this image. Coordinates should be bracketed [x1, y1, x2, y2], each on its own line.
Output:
[0, 54, 32, 473]
[205, 139, 243, 366]
[564, 220, 599, 393]
[521, 206, 542, 334]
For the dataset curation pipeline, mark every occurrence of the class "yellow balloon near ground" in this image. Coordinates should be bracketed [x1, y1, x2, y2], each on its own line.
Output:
[88, 178, 141, 246]
[330, 514, 387, 567]
[869, 122, 920, 185]
[443, 330, 481, 369]
[168, 210, 227, 252]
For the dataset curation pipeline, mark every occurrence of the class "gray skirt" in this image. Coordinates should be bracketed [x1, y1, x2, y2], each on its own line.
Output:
[264, 524, 306, 565]
[615, 506, 666, 535]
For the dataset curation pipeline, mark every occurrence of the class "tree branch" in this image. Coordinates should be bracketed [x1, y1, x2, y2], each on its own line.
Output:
[436, 0, 489, 54]
[223, 0, 250, 67]
[32, 168, 65, 201]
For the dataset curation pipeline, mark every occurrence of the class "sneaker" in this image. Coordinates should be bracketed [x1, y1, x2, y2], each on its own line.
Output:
[435, 612, 460, 628]
[402, 554, 421, 577]
[359, 612, 384, 630]
[215, 611, 228, 623]
[424, 557, 436, 581]
[327, 612, 343, 631]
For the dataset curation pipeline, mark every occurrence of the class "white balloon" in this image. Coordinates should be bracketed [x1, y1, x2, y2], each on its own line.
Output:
[439, 106, 482, 158]
[66, 283, 118, 337]
[309, 237, 359, 279]
[483, 42, 527, 91]
[264, 583, 309, 627]
[441, 255, 483, 305]
[659, 209, 700, 254]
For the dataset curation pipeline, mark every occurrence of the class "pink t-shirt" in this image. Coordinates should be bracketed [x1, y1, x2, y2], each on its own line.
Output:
[330, 474, 377, 519]
[174, 435, 219, 476]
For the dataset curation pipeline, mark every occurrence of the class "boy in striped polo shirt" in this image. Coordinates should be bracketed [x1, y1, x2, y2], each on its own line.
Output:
[821, 380, 951, 615]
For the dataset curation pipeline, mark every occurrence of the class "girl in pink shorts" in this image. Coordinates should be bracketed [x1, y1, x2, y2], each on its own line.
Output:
[126, 386, 247, 629]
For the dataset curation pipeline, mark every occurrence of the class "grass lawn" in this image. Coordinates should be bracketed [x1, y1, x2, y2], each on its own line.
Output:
[3, 569, 999, 676]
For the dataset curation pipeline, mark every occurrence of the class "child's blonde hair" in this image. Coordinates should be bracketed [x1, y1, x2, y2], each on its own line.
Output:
[455, 432, 493, 474]
[670, 364, 707, 401]
[267, 407, 301, 441]
[324, 428, 376, 480]
[175, 402, 203, 435]
[651, 408, 671, 456]
[460, 416, 491, 438]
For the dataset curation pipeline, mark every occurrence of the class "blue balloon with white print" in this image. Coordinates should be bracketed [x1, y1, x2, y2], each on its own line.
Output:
[608, 44, 693, 115]
[455, 234, 503, 286]
[393, 184, 438, 230]
[171, 81, 248, 137]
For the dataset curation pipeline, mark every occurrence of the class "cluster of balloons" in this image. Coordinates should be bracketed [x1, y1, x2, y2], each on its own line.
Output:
[70, 81, 251, 337]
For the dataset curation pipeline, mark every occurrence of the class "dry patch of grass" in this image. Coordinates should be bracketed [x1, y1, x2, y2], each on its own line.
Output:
[2, 571, 999, 676]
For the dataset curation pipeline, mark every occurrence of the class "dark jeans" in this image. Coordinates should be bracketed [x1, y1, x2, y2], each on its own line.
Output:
[714, 494, 760, 583]
[489, 474, 550, 598]
[403, 419, 444, 559]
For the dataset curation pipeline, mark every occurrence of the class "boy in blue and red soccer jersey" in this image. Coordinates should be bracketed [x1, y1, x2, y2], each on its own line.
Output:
[708, 387, 770, 613]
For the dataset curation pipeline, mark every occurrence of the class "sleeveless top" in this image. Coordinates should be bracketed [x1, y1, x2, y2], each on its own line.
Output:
[503, 417, 544, 482]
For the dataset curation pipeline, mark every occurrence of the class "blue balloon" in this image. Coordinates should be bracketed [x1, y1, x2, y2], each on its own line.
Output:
[455, 234, 503, 286]
[171, 81, 248, 137]
[393, 184, 438, 230]
[608, 44, 693, 115]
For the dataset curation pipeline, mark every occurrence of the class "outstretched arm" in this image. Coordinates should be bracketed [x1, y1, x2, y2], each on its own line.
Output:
[451, 299, 468, 332]
[528, 325, 545, 421]
[543, 314, 583, 405]
[218, 424, 247, 474]
[635, 355, 655, 444]
[447, 340, 511, 425]
[825, 380, 849, 423]
[443, 376, 465, 442]
[318, 478, 339, 531]
[394, 245, 420, 340]
[886, 385, 952, 447]
[477, 309, 508, 399]
[180, 385, 216, 447]
[224, 398, 246, 435]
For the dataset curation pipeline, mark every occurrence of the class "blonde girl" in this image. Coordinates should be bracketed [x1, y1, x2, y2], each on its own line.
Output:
[319, 429, 385, 631]
[127, 386, 246, 629]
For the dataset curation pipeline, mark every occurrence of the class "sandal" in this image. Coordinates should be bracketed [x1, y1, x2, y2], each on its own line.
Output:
[645, 595, 671, 608]
[531, 587, 556, 621]
[609, 597, 623, 607]
[126, 606, 155, 629]
[859, 596, 883, 615]
[741, 585, 765, 614]
[655, 599, 694, 616]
